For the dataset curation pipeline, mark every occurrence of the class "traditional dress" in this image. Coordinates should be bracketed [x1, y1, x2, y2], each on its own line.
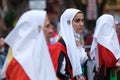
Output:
[50, 8, 88, 80]
[90, 14, 120, 80]
[2, 10, 57, 80]
[50, 37, 73, 80]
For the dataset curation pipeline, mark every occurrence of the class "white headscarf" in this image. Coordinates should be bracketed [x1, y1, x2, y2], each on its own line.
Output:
[59, 8, 88, 77]
[4, 10, 56, 80]
[90, 14, 120, 69]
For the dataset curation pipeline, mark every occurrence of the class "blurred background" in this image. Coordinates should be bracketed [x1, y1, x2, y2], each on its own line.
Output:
[0, 0, 120, 38]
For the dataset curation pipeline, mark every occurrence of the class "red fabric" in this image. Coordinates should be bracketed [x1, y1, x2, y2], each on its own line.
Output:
[48, 43, 54, 52]
[85, 33, 93, 54]
[50, 42, 73, 79]
[85, 34, 93, 45]
[6, 58, 30, 80]
[98, 44, 117, 73]
[51, 31, 58, 37]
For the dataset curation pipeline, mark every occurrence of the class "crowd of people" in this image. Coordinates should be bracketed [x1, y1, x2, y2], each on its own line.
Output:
[0, 7, 120, 80]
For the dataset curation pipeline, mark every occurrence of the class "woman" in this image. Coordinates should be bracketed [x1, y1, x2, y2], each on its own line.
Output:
[90, 14, 120, 80]
[3, 10, 56, 80]
[50, 8, 88, 80]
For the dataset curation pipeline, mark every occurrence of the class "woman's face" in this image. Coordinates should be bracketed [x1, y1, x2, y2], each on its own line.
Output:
[44, 16, 54, 44]
[72, 12, 84, 34]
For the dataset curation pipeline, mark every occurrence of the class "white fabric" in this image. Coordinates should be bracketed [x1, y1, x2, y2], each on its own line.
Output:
[60, 58, 66, 74]
[77, 46, 88, 64]
[73, 30, 80, 42]
[90, 14, 120, 69]
[50, 35, 59, 44]
[4, 10, 56, 80]
[59, 8, 88, 77]
[87, 60, 95, 80]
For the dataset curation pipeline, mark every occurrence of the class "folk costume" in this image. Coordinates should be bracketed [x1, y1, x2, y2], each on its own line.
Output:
[90, 14, 120, 80]
[3, 10, 57, 80]
[50, 8, 88, 80]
